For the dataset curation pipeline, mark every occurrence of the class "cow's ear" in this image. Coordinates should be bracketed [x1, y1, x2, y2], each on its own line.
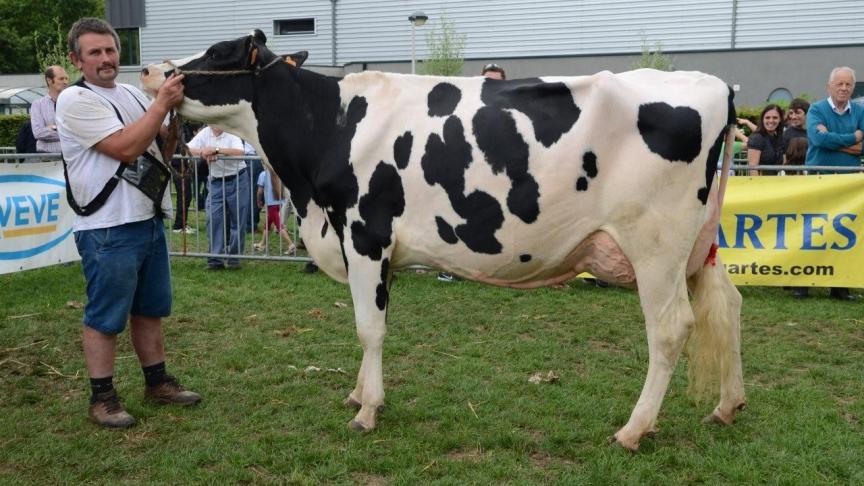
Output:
[282, 51, 308, 68]
[251, 29, 268, 46]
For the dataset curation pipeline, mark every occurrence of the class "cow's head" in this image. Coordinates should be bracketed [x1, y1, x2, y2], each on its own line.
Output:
[141, 29, 306, 139]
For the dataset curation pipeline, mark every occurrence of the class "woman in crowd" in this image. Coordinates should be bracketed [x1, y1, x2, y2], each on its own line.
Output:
[746, 104, 785, 176]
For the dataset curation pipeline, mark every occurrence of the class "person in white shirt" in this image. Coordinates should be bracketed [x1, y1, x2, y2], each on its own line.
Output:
[56, 17, 200, 429]
[186, 126, 248, 269]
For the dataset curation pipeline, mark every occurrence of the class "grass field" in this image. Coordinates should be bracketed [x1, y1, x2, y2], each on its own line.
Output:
[1, 258, 863, 484]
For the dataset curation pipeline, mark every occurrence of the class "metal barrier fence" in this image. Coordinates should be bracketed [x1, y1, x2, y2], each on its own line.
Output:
[2, 152, 863, 266]
[0, 152, 312, 264]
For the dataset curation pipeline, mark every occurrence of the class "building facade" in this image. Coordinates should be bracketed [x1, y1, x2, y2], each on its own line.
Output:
[4, 0, 861, 107]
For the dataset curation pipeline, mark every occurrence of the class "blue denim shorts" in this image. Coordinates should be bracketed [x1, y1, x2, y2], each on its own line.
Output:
[74, 217, 172, 335]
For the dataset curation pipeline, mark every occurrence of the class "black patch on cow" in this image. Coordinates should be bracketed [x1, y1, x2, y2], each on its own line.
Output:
[520, 254, 532, 263]
[316, 96, 366, 246]
[480, 78, 581, 147]
[375, 258, 390, 310]
[428, 83, 462, 117]
[637, 102, 702, 163]
[351, 162, 405, 261]
[321, 221, 329, 238]
[700, 127, 728, 205]
[393, 131, 413, 170]
[699, 86, 736, 204]
[575, 150, 598, 192]
[576, 177, 589, 192]
[473, 106, 540, 224]
[436, 216, 458, 244]
[582, 151, 598, 178]
[422, 116, 504, 254]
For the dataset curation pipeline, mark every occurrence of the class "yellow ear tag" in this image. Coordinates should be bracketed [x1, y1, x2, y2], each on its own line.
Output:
[250, 48, 258, 65]
[285, 57, 297, 67]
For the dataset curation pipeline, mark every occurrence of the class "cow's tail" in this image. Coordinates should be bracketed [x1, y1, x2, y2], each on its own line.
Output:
[686, 249, 742, 404]
[686, 118, 744, 406]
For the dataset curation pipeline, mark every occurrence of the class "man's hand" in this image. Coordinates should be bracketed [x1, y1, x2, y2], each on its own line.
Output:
[153, 73, 185, 112]
[855, 129, 864, 143]
[817, 124, 828, 133]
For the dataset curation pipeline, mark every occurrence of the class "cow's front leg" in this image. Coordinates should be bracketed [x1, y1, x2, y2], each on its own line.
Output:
[345, 256, 392, 432]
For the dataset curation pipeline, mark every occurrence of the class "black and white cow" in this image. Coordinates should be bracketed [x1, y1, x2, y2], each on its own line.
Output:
[142, 30, 744, 450]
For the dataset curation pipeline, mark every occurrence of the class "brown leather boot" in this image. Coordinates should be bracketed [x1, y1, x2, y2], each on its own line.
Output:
[89, 390, 136, 428]
[144, 375, 202, 405]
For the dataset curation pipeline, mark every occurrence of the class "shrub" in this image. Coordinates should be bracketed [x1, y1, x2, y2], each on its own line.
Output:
[0, 115, 30, 147]
[420, 15, 466, 76]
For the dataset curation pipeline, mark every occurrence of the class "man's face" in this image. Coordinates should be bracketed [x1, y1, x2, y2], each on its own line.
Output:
[48, 68, 69, 93]
[787, 108, 806, 129]
[827, 70, 854, 105]
[211, 127, 223, 136]
[70, 32, 120, 88]
[483, 70, 504, 80]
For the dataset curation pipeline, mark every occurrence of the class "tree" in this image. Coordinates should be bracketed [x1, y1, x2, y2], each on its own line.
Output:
[631, 36, 674, 71]
[34, 18, 80, 79]
[420, 15, 466, 76]
[0, 0, 103, 74]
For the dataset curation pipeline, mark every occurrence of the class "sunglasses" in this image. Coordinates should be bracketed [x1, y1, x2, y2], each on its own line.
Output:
[483, 63, 501, 71]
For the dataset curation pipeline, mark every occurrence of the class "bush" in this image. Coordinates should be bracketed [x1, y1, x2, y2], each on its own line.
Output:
[0, 115, 30, 147]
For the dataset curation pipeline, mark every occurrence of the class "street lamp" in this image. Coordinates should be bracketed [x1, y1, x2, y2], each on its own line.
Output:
[408, 11, 428, 74]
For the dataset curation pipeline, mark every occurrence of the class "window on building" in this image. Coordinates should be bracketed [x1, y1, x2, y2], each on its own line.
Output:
[116, 28, 141, 66]
[767, 88, 793, 104]
[274, 18, 315, 36]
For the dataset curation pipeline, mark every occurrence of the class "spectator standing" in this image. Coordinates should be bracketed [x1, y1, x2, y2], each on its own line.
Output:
[481, 63, 506, 80]
[800, 66, 864, 300]
[30, 65, 69, 154]
[783, 98, 810, 147]
[439, 63, 507, 283]
[244, 141, 264, 233]
[15, 120, 38, 158]
[254, 169, 296, 255]
[186, 126, 248, 269]
[747, 104, 785, 176]
[56, 17, 200, 428]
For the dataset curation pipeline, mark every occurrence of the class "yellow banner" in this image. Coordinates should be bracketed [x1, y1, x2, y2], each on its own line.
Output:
[718, 174, 864, 288]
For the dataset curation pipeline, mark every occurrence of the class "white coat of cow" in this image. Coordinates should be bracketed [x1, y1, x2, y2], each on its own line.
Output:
[142, 30, 744, 450]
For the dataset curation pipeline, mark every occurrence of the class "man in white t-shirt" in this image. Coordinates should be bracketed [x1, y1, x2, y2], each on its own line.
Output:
[56, 17, 200, 429]
[186, 126, 249, 269]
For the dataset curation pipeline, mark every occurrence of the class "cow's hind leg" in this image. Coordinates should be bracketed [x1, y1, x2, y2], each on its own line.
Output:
[345, 256, 392, 432]
[687, 254, 745, 425]
[612, 261, 694, 451]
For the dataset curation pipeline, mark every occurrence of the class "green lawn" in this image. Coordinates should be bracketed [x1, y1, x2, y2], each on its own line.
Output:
[1, 259, 862, 484]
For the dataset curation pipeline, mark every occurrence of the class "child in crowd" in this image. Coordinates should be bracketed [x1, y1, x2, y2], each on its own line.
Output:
[254, 169, 296, 255]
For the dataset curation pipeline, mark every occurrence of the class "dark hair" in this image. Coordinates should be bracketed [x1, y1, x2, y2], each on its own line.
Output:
[756, 104, 785, 138]
[67, 17, 120, 57]
[44, 66, 56, 82]
[481, 63, 506, 79]
[785, 137, 808, 165]
[789, 98, 810, 113]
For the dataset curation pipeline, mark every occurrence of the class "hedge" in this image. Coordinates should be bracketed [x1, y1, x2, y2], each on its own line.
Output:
[0, 115, 30, 147]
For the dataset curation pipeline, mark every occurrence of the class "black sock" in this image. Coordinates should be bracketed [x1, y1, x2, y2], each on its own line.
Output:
[142, 361, 168, 386]
[90, 376, 114, 402]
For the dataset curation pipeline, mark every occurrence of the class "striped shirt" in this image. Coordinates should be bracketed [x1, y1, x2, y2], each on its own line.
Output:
[30, 94, 61, 153]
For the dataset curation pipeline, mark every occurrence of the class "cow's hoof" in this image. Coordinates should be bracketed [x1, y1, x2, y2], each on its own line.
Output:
[607, 434, 639, 452]
[348, 419, 373, 433]
[344, 396, 361, 409]
[342, 397, 384, 414]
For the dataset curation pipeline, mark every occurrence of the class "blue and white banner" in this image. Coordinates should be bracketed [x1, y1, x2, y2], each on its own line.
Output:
[0, 162, 79, 274]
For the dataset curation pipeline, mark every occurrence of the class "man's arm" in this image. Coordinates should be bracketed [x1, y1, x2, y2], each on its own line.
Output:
[30, 98, 59, 142]
[808, 105, 859, 150]
[92, 74, 185, 163]
[815, 124, 864, 155]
